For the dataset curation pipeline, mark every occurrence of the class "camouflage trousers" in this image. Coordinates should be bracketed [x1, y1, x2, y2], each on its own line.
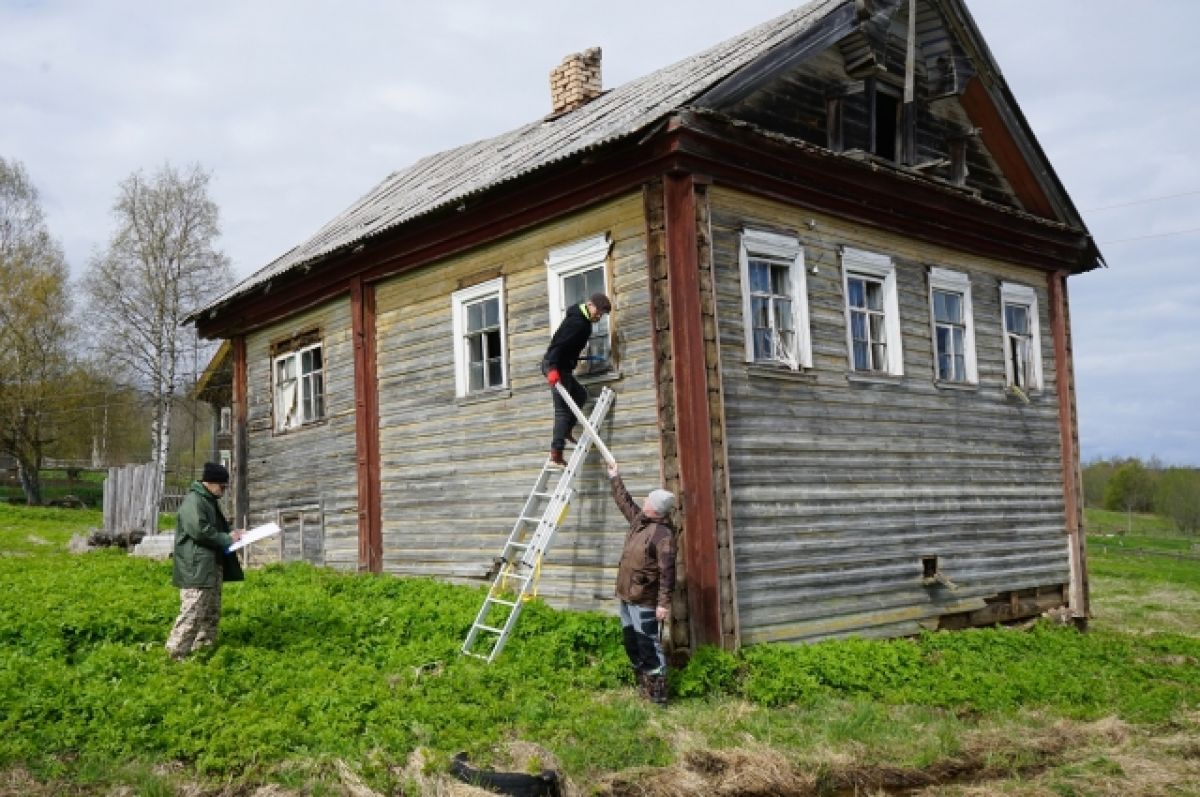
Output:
[165, 571, 223, 660]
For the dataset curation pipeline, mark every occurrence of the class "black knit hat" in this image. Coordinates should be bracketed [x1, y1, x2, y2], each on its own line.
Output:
[201, 462, 229, 484]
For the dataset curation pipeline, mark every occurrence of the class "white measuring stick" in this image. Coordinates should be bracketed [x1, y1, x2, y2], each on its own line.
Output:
[555, 382, 617, 468]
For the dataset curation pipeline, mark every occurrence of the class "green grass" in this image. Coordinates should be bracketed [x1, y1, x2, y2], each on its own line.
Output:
[3, 503, 1200, 794]
[0, 469, 106, 507]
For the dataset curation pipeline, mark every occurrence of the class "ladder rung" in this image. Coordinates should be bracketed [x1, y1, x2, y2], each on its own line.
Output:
[476, 624, 504, 634]
[505, 542, 528, 550]
[531, 491, 553, 498]
[487, 597, 518, 608]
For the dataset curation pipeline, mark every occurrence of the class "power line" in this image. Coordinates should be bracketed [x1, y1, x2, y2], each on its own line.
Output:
[1085, 189, 1200, 213]
[1099, 226, 1200, 246]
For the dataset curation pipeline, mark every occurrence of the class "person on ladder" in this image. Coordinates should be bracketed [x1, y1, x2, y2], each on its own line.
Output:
[606, 462, 676, 706]
[541, 292, 612, 466]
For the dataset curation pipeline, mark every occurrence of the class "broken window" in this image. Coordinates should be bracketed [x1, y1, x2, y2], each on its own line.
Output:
[451, 278, 508, 396]
[738, 229, 811, 370]
[546, 233, 613, 375]
[928, 267, 977, 384]
[842, 248, 903, 375]
[1000, 282, 1043, 392]
[272, 332, 324, 433]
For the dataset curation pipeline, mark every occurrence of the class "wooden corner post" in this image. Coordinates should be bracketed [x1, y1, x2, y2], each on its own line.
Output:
[231, 335, 249, 529]
[1048, 270, 1089, 621]
[663, 172, 723, 647]
[350, 277, 383, 573]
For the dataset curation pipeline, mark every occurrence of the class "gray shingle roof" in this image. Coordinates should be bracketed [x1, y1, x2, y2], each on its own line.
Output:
[195, 0, 843, 318]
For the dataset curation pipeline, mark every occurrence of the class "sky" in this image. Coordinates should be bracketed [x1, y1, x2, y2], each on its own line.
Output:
[2, 0, 1197, 466]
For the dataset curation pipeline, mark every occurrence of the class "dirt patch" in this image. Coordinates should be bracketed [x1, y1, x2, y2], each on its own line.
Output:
[593, 717, 1150, 797]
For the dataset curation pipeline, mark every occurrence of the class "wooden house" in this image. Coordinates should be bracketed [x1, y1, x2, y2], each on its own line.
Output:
[188, 0, 1101, 651]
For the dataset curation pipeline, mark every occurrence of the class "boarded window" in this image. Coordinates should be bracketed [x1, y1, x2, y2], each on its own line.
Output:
[276, 505, 323, 566]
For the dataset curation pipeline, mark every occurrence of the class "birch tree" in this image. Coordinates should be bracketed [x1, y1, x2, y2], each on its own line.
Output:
[0, 158, 74, 504]
[82, 163, 232, 492]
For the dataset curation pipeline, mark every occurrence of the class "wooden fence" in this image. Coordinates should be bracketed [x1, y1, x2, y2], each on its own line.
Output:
[103, 463, 162, 537]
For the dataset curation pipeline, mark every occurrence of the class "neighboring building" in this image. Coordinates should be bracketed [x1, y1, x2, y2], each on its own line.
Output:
[187, 0, 1101, 652]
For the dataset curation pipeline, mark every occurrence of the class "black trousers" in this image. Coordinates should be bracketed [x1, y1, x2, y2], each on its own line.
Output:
[550, 372, 588, 452]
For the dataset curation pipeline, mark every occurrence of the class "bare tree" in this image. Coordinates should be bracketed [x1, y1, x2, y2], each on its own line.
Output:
[82, 163, 232, 492]
[0, 157, 74, 504]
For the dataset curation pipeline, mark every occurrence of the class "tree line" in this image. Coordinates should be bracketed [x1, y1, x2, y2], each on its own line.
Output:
[0, 157, 231, 505]
[1083, 456, 1200, 534]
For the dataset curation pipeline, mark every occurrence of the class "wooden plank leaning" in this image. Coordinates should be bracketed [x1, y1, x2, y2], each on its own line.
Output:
[554, 382, 617, 469]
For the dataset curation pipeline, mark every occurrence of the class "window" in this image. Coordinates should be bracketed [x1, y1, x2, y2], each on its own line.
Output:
[1000, 282, 1043, 391]
[451, 277, 508, 397]
[842, 248, 903, 375]
[218, 407, 232, 434]
[928, 267, 978, 384]
[276, 504, 323, 565]
[273, 335, 324, 433]
[218, 449, 231, 472]
[738, 229, 812, 369]
[546, 233, 612, 374]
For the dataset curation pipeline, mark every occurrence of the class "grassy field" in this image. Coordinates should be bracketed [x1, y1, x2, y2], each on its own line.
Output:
[0, 469, 106, 507]
[1, 504, 1198, 795]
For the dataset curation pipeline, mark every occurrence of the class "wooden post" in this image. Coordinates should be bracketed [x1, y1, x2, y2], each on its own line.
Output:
[663, 172, 723, 648]
[1048, 270, 1089, 621]
[351, 277, 383, 573]
[232, 336, 249, 529]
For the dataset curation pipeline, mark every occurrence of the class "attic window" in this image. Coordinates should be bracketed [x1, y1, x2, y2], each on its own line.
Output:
[826, 78, 908, 163]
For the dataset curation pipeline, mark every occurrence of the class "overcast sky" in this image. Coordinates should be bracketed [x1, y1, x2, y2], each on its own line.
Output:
[2, 0, 1196, 466]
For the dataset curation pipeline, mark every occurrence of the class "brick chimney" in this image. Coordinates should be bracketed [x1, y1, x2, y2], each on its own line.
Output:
[549, 47, 602, 116]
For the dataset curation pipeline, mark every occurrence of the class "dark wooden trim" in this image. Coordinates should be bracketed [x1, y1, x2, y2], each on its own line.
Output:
[231, 336, 249, 529]
[663, 172, 723, 648]
[197, 114, 1095, 340]
[960, 77, 1056, 219]
[350, 277, 383, 573]
[1048, 271, 1089, 619]
[665, 114, 1091, 271]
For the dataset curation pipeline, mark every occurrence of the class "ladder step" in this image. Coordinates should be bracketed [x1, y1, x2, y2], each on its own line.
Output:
[486, 597, 518, 608]
[476, 624, 504, 634]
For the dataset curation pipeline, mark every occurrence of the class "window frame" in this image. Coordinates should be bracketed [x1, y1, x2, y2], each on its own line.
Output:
[545, 233, 613, 374]
[999, 281, 1043, 392]
[841, 247, 904, 376]
[927, 267, 978, 385]
[738, 228, 812, 370]
[451, 277, 508, 398]
[271, 336, 325, 434]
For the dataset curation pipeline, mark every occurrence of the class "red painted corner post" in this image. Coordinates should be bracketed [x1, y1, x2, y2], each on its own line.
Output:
[350, 277, 383, 573]
[663, 172, 723, 648]
[231, 336, 249, 529]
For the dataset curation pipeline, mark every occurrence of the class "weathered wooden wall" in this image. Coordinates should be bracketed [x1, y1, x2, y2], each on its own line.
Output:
[241, 300, 359, 568]
[708, 186, 1070, 644]
[372, 193, 664, 609]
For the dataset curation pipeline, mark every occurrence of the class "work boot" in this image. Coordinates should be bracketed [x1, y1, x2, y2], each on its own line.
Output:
[633, 669, 650, 699]
[548, 449, 566, 467]
[648, 672, 668, 707]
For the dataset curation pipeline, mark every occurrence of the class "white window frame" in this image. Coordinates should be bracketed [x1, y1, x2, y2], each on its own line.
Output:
[545, 232, 612, 371]
[1000, 281, 1043, 391]
[219, 406, 232, 434]
[928, 267, 978, 384]
[451, 277, 508, 397]
[841, 247, 904, 375]
[272, 341, 324, 433]
[738, 229, 812, 370]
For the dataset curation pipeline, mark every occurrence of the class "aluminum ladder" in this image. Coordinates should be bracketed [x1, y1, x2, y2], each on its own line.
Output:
[461, 385, 616, 662]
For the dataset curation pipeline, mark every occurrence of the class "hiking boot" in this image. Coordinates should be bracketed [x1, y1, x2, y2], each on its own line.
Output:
[633, 669, 651, 699]
[548, 449, 566, 467]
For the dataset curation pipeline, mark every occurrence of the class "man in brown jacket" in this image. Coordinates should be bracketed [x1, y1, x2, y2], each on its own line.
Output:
[607, 463, 676, 706]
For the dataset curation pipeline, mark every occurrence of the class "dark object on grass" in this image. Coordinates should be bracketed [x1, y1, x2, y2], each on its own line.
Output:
[450, 752, 561, 797]
[87, 528, 146, 549]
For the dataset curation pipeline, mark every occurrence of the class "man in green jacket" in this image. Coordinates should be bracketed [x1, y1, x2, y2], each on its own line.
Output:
[165, 463, 244, 661]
